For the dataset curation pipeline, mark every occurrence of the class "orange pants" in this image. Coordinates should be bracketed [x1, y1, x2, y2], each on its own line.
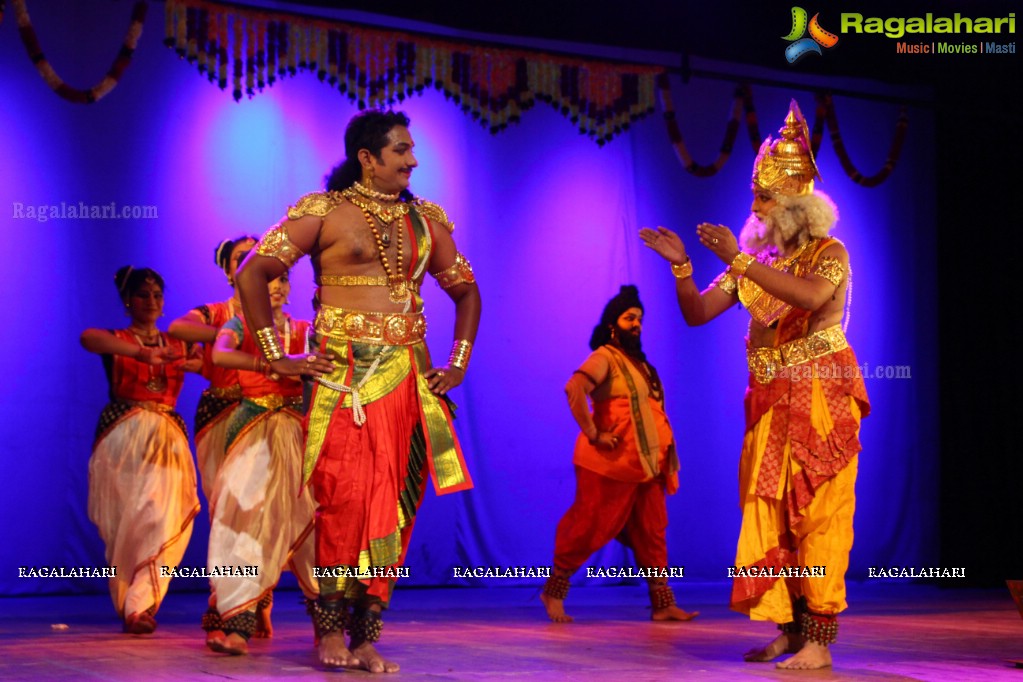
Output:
[553, 466, 668, 574]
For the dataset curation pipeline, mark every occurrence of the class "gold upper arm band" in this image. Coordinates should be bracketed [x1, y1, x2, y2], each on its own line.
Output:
[711, 270, 738, 295]
[255, 223, 304, 268]
[813, 256, 846, 287]
[434, 253, 476, 289]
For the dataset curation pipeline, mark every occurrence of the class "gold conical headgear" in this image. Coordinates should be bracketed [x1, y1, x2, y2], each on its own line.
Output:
[751, 100, 821, 196]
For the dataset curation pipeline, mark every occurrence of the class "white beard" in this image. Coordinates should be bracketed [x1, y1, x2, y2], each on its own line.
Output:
[738, 191, 838, 256]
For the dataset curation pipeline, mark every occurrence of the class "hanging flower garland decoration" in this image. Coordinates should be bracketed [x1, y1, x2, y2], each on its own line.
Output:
[14, 0, 148, 104]
[658, 76, 764, 177]
[815, 93, 909, 188]
[164, 0, 662, 145]
[658, 73, 909, 187]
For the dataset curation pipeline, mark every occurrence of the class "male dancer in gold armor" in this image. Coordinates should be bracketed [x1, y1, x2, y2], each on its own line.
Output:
[641, 101, 869, 670]
[237, 110, 480, 673]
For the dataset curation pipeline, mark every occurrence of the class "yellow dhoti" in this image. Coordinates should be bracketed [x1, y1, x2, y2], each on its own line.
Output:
[732, 383, 862, 622]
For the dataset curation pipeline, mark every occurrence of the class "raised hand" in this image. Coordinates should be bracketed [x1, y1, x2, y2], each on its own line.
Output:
[640, 226, 689, 264]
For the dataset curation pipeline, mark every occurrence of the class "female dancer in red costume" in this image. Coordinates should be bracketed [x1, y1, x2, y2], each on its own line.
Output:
[204, 271, 319, 654]
[80, 266, 202, 634]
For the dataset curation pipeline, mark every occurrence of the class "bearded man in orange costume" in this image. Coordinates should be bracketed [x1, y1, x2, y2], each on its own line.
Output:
[541, 285, 697, 624]
[641, 101, 869, 670]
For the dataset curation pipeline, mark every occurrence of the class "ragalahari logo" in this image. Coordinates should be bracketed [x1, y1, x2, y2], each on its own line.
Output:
[783, 7, 839, 63]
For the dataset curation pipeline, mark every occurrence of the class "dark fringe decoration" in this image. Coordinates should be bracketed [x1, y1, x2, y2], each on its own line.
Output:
[164, 0, 661, 144]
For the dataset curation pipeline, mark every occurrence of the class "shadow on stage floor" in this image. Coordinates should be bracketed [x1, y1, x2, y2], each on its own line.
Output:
[1, 582, 1021, 681]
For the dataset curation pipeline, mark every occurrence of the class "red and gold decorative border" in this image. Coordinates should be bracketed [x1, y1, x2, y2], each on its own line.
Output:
[163, 0, 662, 145]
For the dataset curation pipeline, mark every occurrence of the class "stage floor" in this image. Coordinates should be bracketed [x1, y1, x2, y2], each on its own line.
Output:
[1, 583, 1020, 680]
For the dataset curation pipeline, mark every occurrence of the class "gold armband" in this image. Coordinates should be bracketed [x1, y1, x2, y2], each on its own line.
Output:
[729, 252, 756, 278]
[255, 223, 304, 268]
[670, 258, 693, 280]
[813, 255, 846, 287]
[711, 270, 738, 295]
[434, 253, 476, 289]
[255, 326, 285, 362]
[448, 339, 473, 372]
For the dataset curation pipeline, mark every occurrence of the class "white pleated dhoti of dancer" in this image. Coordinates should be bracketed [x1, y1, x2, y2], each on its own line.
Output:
[208, 402, 318, 620]
[88, 405, 200, 620]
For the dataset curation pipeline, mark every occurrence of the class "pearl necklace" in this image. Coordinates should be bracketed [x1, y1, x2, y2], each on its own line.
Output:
[353, 180, 400, 202]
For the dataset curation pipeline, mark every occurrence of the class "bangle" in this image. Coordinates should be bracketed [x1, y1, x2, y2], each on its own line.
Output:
[448, 339, 473, 372]
[670, 258, 693, 280]
[729, 252, 756, 277]
[255, 326, 285, 362]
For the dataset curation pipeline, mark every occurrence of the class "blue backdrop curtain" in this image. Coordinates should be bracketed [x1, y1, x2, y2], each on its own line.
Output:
[0, 0, 937, 596]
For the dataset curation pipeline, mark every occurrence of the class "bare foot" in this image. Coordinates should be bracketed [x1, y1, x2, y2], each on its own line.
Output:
[744, 632, 804, 662]
[205, 629, 226, 652]
[351, 640, 400, 673]
[651, 605, 699, 621]
[220, 632, 249, 656]
[254, 601, 273, 638]
[540, 592, 573, 623]
[319, 631, 359, 669]
[776, 640, 832, 670]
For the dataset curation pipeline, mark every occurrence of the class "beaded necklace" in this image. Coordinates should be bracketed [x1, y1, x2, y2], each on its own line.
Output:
[352, 180, 400, 202]
[341, 187, 411, 303]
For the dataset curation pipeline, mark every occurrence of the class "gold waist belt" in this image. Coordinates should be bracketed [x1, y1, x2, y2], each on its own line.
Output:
[121, 399, 174, 413]
[245, 394, 303, 410]
[314, 304, 426, 346]
[747, 325, 849, 384]
[207, 385, 243, 400]
[316, 274, 419, 293]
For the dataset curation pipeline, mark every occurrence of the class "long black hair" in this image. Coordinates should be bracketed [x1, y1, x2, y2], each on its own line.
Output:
[589, 285, 644, 351]
[324, 110, 412, 199]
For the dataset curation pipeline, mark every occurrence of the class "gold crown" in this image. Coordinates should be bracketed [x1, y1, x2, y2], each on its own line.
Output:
[751, 100, 821, 196]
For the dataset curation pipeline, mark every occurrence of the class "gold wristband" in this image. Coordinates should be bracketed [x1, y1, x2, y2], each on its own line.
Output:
[448, 339, 473, 372]
[729, 252, 756, 277]
[670, 258, 693, 280]
[255, 326, 285, 362]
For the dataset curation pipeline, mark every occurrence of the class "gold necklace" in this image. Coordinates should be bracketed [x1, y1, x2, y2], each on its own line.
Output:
[770, 238, 817, 272]
[353, 180, 400, 202]
[351, 203, 409, 304]
[131, 330, 167, 392]
[342, 187, 411, 225]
